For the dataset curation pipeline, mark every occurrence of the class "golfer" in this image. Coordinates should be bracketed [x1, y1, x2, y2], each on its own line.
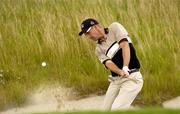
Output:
[78, 18, 143, 110]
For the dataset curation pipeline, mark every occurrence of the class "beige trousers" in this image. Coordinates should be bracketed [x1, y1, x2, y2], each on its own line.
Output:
[103, 71, 143, 111]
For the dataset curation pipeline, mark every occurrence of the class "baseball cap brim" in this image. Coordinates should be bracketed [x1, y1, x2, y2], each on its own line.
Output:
[78, 27, 92, 36]
[78, 31, 84, 36]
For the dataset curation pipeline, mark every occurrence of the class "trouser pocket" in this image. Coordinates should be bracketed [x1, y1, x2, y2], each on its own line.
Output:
[129, 72, 143, 84]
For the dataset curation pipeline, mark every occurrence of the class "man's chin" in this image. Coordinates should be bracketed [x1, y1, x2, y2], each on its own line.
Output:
[94, 39, 99, 41]
[91, 37, 99, 41]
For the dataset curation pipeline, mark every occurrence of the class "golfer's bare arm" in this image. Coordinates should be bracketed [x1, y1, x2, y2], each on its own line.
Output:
[120, 40, 130, 67]
[104, 41, 130, 76]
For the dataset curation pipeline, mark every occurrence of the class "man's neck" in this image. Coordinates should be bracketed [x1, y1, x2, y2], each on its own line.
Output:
[97, 35, 107, 44]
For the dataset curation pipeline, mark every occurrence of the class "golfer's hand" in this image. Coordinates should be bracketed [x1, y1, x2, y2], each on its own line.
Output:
[119, 70, 128, 78]
[122, 66, 130, 76]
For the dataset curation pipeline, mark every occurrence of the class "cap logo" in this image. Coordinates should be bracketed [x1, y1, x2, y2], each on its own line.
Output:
[90, 21, 95, 25]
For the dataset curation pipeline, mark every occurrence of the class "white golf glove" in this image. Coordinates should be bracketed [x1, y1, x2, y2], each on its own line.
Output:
[122, 66, 130, 75]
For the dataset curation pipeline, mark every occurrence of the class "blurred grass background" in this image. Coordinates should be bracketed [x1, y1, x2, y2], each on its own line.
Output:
[0, 0, 180, 111]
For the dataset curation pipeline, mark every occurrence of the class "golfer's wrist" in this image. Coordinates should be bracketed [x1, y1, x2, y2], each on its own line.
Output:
[122, 66, 129, 71]
[123, 65, 128, 67]
[117, 69, 124, 76]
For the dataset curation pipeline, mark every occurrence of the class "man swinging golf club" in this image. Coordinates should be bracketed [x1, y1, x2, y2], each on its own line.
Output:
[78, 18, 143, 110]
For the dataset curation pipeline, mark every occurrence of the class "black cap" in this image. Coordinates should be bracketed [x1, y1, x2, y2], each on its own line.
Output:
[79, 18, 99, 36]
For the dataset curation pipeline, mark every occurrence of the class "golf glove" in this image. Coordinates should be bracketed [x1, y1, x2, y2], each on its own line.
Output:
[122, 66, 130, 75]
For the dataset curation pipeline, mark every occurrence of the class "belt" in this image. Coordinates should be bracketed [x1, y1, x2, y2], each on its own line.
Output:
[112, 69, 139, 77]
[128, 69, 139, 74]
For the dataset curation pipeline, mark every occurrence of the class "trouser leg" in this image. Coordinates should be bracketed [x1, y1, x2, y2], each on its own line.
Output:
[111, 72, 143, 110]
[103, 81, 120, 110]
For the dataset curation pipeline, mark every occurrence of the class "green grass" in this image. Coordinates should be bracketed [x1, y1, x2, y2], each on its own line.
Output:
[0, 0, 180, 111]
[31, 108, 180, 114]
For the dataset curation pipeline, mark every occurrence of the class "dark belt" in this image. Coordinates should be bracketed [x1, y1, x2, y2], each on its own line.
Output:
[112, 69, 139, 77]
[128, 69, 139, 74]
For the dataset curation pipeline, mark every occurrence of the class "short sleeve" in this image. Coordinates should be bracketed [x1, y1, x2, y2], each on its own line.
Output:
[95, 47, 110, 64]
[110, 22, 130, 43]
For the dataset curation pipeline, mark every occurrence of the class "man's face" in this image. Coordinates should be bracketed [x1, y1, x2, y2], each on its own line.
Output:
[85, 26, 102, 41]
